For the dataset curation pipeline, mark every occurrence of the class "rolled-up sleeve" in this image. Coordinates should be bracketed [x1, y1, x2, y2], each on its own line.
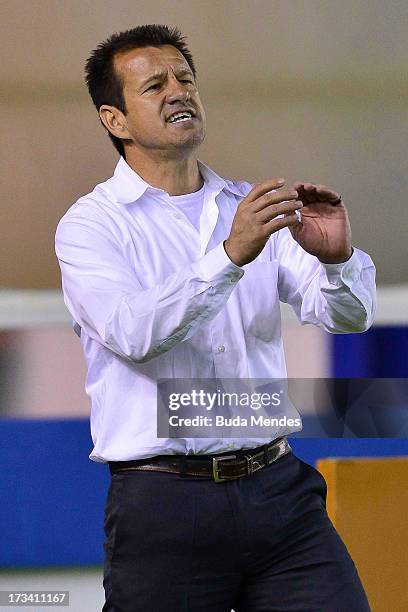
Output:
[55, 215, 243, 363]
[276, 228, 376, 333]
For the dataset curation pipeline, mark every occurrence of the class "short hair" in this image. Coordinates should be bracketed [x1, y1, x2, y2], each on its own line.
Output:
[84, 24, 197, 157]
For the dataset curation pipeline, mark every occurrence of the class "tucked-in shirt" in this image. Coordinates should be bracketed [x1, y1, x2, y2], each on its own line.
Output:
[55, 156, 376, 463]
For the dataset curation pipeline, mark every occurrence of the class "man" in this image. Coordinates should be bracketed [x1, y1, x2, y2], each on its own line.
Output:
[55, 25, 375, 611]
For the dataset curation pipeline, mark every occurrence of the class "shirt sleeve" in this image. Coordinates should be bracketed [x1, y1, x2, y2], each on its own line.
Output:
[275, 227, 376, 333]
[55, 214, 243, 363]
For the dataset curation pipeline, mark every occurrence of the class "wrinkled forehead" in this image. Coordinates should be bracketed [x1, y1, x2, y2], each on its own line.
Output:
[114, 45, 191, 86]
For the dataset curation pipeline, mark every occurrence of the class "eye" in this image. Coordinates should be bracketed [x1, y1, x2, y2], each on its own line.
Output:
[146, 83, 161, 91]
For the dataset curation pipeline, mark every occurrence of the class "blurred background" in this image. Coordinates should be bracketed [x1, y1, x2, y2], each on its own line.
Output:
[1, 1, 407, 610]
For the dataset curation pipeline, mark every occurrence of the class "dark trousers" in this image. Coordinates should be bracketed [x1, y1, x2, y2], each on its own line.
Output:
[102, 452, 370, 611]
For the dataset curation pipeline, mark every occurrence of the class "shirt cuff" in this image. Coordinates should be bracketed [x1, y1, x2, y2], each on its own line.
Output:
[320, 248, 363, 288]
[194, 241, 244, 284]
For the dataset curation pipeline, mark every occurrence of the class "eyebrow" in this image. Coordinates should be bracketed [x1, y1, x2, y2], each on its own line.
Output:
[140, 68, 194, 89]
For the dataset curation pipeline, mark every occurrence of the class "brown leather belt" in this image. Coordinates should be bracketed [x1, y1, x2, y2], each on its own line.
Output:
[108, 437, 291, 483]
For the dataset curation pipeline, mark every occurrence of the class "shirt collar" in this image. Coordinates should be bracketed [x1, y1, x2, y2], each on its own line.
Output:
[110, 155, 244, 204]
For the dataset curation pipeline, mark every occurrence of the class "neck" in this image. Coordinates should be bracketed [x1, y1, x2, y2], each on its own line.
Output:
[123, 148, 204, 196]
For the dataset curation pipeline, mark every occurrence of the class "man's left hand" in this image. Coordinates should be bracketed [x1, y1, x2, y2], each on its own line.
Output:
[288, 182, 353, 264]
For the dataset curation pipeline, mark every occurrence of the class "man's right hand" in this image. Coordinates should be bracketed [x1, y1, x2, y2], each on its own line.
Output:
[224, 179, 303, 266]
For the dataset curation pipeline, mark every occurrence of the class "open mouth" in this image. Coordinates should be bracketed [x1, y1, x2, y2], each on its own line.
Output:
[166, 111, 196, 125]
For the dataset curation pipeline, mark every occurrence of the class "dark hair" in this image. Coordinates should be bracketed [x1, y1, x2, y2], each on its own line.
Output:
[84, 24, 197, 157]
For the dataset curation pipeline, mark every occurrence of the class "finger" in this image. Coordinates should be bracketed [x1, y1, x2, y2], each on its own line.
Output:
[294, 182, 341, 204]
[245, 178, 286, 204]
[257, 200, 302, 223]
[292, 181, 305, 193]
[292, 182, 315, 202]
[302, 183, 318, 201]
[252, 189, 299, 213]
[291, 182, 306, 202]
[314, 184, 341, 202]
[262, 212, 301, 236]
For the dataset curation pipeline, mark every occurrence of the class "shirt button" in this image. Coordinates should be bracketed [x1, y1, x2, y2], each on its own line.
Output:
[217, 345, 226, 353]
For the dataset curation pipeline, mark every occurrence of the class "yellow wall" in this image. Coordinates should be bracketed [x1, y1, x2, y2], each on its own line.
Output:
[317, 457, 408, 611]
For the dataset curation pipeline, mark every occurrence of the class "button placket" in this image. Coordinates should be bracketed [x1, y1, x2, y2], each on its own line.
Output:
[165, 203, 199, 240]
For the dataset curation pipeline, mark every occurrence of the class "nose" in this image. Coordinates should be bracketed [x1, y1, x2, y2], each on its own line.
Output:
[165, 75, 190, 103]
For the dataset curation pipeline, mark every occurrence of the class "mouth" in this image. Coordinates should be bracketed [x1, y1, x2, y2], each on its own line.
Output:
[167, 116, 197, 127]
[166, 110, 197, 126]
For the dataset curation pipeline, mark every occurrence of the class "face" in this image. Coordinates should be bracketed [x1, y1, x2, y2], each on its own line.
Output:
[102, 45, 206, 157]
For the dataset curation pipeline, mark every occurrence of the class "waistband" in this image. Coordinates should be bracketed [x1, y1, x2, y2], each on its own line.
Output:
[108, 437, 291, 483]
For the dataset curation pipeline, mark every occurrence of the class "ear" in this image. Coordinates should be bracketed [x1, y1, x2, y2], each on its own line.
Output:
[99, 105, 132, 140]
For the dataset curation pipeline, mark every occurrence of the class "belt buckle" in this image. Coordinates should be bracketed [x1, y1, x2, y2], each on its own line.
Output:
[212, 454, 237, 483]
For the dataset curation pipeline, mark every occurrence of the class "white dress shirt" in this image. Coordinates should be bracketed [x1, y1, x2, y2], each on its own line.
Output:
[55, 156, 376, 462]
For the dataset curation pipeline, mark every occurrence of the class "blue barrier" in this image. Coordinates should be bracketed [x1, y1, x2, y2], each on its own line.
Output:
[0, 420, 108, 567]
[332, 326, 408, 377]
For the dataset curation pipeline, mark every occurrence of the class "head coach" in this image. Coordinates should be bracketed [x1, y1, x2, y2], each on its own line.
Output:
[55, 24, 375, 612]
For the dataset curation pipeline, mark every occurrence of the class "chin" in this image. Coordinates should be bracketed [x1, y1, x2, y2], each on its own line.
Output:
[187, 127, 206, 146]
[172, 131, 206, 151]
